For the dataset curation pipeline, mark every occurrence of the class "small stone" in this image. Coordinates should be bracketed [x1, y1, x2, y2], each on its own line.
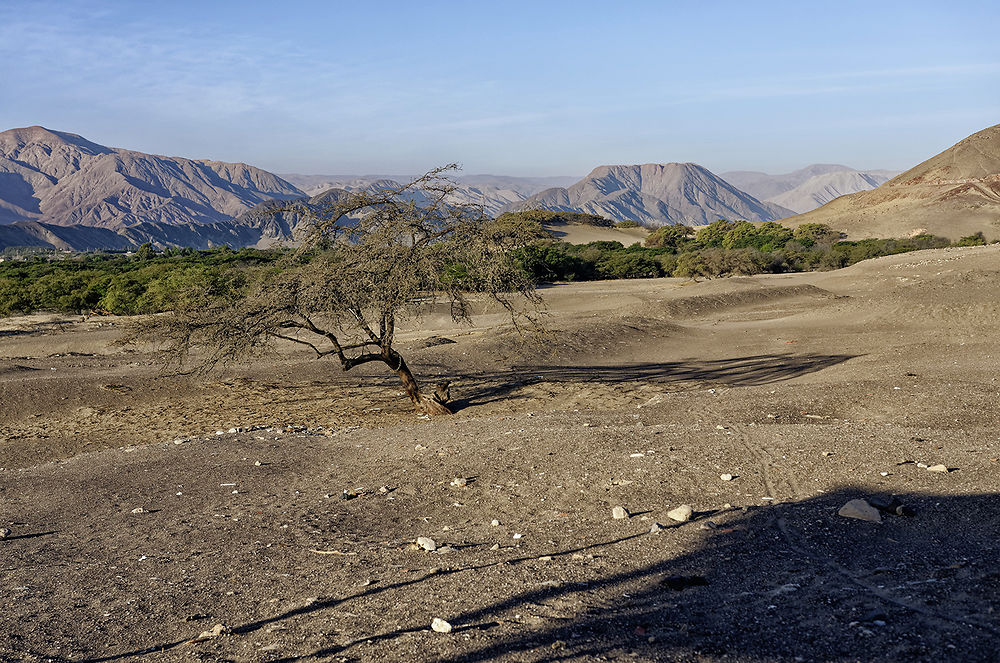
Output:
[822, 451, 834, 456]
[0, 527, 10, 539]
[649, 523, 663, 534]
[720, 474, 734, 481]
[416, 537, 437, 552]
[667, 504, 693, 522]
[191, 623, 229, 642]
[538, 555, 553, 561]
[927, 464, 949, 473]
[838, 499, 882, 523]
[490, 519, 500, 527]
[431, 617, 452, 633]
[436, 546, 456, 555]
[611, 506, 629, 520]
[130, 507, 148, 514]
[450, 477, 468, 487]
[254, 461, 262, 466]
[490, 543, 500, 550]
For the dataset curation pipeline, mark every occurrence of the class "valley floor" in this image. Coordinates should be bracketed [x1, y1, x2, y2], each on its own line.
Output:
[1, 246, 999, 662]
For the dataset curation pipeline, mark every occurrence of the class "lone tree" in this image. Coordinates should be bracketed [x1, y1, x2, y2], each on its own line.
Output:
[127, 166, 544, 415]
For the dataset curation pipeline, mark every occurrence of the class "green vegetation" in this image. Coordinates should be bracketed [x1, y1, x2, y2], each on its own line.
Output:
[514, 220, 971, 282]
[0, 246, 282, 316]
[1, 219, 994, 317]
[495, 209, 615, 227]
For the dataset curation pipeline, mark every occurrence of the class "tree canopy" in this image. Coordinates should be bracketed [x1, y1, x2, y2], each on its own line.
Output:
[124, 166, 545, 415]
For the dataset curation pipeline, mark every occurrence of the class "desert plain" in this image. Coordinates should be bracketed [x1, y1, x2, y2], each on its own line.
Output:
[1, 244, 999, 662]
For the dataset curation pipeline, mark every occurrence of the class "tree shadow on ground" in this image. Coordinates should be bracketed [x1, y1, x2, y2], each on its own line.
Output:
[73, 489, 1000, 662]
[449, 353, 856, 410]
[277, 489, 1000, 662]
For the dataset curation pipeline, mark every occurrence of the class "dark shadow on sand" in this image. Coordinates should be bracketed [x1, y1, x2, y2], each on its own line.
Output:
[71, 489, 1000, 662]
[449, 352, 856, 410]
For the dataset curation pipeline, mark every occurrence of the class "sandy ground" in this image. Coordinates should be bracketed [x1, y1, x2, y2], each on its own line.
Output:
[2, 245, 999, 662]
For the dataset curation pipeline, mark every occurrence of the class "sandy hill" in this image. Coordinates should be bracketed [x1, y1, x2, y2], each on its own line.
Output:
[508, 163, 795, 227]
[785, 124, 1000, 239]
[0, 126, 303, 230]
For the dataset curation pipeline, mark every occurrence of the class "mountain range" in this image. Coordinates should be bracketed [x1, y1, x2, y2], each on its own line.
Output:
[1, 124, 996, 251]
[720, 165, 898, 214]
[508, 163, 796, 226]
[0, 126, 303, 229]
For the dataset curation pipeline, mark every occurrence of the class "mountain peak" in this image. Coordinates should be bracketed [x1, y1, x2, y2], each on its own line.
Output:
[511, 161, 794, 226]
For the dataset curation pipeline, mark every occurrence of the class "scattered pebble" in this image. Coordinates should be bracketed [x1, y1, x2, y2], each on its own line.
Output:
[838, 499, 882, 523]
[927, 464, 950, 473]
[130, 507, 148, 514]
[450, 477, 468, 487]
[436, 546, 456, 555]
[490, 519, 500, 527]
[416, 537, 437, 552]
[611, 506, 629, 520]
[649, 523, 663, 534]
[720, 474, 734, 481]
[667, 504, 693, 522]
[431, 617, 452, 633]
[0, 528, 10, 539]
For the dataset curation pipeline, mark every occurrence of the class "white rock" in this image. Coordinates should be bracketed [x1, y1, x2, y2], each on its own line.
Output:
[611, 506, 629, 520]
[431, 617, 452, 633]
[130, 507, 148, 514]
[649, 523, 663, 534]
[667, 504, 694, 522]
[0, 527, 10, 539]
[927, 464, 949, 473]
[838, 499, 882, 523]
[416, 537, 437, 552]
[720, 474, 734, 481]
[490, 519, 500, 527]
[450, 477, 468, 487]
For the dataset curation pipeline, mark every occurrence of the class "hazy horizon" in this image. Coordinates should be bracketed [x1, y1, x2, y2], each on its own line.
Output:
[1, 1, 997, 177]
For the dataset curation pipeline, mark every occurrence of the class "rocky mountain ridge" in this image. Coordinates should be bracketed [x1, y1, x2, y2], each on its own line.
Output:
[0, 126, 304, 229]
[507, 163, 795, 226]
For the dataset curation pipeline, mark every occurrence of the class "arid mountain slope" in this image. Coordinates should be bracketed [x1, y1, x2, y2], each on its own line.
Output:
[722, 164, 896, 213]
[509, 163, 795, 226]
[0, 126, 303, 229]
[785, 124, 1000, 239]
[768, 170, 894, 213]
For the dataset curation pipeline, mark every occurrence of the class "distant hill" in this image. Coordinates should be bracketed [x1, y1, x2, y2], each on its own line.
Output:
[721, 164, 897, 213]
[279, 173, 579, 219]
[507, 163, 795, 226]
[767, 170, 894, 214]
[783, 124, 1000, 239]
[0, 126, 303, 229]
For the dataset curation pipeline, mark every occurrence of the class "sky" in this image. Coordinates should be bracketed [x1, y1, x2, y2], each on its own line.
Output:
[1, 0, 998, 177]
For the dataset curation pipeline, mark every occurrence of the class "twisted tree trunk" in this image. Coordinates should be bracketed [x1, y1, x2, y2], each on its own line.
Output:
[387, 352, 452, 415]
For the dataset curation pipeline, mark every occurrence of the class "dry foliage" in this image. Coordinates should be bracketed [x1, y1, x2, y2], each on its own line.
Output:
[125, 166, 546, 414]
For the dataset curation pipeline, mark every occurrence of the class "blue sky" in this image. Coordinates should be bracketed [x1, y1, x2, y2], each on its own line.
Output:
[1, 0, 997, 176]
